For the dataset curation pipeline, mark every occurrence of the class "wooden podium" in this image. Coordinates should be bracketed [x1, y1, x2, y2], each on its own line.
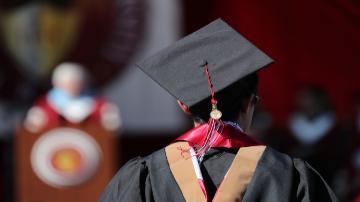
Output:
[15, 123, 119, 202]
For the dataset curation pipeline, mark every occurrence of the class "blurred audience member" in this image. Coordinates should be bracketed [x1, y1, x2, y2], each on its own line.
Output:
[287, 86, 346, 187]
[24, 62, 121, 132]
[343, 92, 360, 201]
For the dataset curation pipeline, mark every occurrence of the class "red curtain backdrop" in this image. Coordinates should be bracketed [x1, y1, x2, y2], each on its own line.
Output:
[184, 0, 360, 126]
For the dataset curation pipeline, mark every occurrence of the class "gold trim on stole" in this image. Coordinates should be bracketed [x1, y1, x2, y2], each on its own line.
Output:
[213, 145, 266, 201]
[165, 142, 206, 202]
[165, 142, 266, 202]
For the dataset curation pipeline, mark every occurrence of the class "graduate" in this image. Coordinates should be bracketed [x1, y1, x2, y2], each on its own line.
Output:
[100, 19, 338, 201]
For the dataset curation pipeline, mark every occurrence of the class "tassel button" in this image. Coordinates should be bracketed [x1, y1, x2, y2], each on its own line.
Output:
[210, 109, 222, 120]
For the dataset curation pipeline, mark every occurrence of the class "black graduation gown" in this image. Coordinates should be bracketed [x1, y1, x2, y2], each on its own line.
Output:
[100, 147, 338, 202]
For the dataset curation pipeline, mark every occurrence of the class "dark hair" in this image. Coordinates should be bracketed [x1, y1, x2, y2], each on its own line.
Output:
[189, 73, 259, 122]
[296, 86, 333, 115]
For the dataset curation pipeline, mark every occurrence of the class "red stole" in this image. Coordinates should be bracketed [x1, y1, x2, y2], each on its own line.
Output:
[165, 123, 265, 201]
[176, 122, 261, 149]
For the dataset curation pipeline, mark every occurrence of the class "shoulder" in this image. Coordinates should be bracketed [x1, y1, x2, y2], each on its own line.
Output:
[106, 156, 147, 186]
[100, 148, 171, 201]
[99, 156, 151, 202]
[252, 146, 338, 201]
[257, 146, 294, 171]
[259, 146, 331, 182]
[116, 147, 165, 172]
[291, 158, 339, 201]
[112, 147, 167, 179]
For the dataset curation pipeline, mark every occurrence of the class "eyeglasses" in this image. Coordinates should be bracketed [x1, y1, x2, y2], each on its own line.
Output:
[252, 94, 260, 105]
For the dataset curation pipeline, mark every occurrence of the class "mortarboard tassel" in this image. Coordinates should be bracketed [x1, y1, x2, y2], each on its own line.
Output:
[195, 62, 224, 162]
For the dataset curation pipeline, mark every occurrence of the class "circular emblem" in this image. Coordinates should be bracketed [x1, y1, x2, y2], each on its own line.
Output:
[30, 127, 101, 188]
[210, 109, 222, 120]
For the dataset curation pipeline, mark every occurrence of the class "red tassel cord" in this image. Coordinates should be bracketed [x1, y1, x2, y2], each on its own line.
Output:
[194, 63, 224, 162]
[203, 63, 217, 107]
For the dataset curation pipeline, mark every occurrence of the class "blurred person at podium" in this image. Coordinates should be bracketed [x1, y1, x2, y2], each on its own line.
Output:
[24, 62, 121, 132]
[17, 62, 121, 202]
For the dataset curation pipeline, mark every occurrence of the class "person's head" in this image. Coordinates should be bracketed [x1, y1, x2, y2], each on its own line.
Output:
[137, 19, 273, 132]
[353, 92, 360, 113]
[295, 86, 332, 119]
[178, 73, 259, 131]
[52, 62, 88, 96]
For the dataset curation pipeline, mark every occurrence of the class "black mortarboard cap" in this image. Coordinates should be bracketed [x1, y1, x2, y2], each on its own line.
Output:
[137, 19, 273, 108]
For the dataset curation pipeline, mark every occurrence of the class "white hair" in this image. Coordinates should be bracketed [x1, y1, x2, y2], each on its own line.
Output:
[52, 62, 88, 86]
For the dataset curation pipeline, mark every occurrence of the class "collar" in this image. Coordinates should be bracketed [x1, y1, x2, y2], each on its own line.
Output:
[176, 121, 261, 149]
